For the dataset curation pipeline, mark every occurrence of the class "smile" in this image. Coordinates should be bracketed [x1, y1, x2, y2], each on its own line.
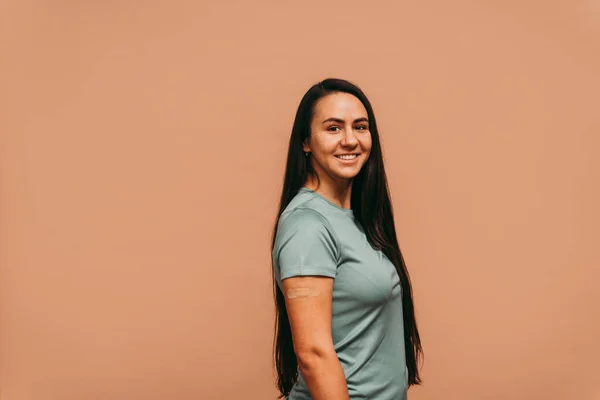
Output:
[335, 154, 359, 162]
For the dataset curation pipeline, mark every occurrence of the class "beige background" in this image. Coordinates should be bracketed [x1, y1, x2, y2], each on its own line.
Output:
[1, 1, 599, 399]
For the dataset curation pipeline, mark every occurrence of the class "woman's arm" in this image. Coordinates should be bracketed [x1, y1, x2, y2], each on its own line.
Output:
[282, 275, 349, 400]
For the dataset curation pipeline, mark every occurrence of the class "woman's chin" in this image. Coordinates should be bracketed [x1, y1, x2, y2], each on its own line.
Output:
[332, 169, 361, 180]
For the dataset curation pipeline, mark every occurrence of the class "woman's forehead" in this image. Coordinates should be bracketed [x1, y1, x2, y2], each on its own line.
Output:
[313, 92, 367, 119]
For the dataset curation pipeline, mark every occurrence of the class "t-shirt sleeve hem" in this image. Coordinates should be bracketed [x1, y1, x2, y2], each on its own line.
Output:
[280, 266, 337, 280]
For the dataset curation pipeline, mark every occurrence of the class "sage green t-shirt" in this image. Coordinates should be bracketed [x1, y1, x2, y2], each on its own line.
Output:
[273, 187, 408, 400]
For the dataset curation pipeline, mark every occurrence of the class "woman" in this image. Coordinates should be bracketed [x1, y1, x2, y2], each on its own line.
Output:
[271, 78, 423, 400]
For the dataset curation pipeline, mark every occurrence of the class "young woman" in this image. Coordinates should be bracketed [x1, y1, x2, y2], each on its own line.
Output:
[271, 78, 423, 400]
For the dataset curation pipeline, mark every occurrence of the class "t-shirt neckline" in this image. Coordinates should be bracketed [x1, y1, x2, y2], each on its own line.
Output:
[299, 187, 354, 215]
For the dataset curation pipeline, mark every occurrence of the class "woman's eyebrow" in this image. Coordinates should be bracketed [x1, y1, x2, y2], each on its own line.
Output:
[321, 117, 369, 124]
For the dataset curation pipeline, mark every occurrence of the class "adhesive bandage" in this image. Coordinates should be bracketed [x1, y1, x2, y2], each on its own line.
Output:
[286, 287, 322, 299]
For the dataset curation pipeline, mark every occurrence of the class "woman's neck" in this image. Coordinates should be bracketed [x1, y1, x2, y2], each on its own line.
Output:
[303, 174, 353, 210]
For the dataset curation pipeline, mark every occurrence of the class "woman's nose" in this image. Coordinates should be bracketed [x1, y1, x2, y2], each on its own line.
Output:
[341, 128, 358, 145]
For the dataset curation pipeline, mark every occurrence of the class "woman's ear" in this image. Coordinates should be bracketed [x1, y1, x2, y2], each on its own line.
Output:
[302, 139, 311, 153]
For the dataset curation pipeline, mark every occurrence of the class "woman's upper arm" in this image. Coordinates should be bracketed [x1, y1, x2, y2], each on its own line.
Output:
[274, 208, 339, 360]
[282, 275, 336, 362]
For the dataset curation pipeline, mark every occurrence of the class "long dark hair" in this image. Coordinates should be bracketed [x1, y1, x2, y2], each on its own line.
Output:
[271, 78, 423, 398]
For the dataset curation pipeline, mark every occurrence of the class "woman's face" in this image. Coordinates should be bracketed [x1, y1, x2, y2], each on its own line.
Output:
[303, 92, 372, 183]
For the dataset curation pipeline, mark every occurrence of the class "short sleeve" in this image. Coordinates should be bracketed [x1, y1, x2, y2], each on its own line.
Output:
[274, 208, 339, 280]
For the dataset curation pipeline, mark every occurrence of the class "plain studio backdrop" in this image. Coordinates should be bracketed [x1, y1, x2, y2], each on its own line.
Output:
[1, 1, 599, 399]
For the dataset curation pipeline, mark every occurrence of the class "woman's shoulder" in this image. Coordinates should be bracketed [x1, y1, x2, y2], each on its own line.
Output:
[274, 205, 341, 261]
[279, 205, 331, 233]
[272, 191, 344, 264]
[280, 190, 329, 223]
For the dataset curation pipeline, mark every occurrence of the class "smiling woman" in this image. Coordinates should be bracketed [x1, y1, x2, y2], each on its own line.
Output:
[270, 78, 423, 400]
[302, 92, 373, 193]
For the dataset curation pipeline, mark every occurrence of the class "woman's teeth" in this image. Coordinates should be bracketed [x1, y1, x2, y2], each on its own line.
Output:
[336, 154, 357, 160]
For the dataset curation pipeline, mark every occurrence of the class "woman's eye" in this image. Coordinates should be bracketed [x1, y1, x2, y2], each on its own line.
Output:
[328, 126, 341, 132]
[355, 125, 368, 131]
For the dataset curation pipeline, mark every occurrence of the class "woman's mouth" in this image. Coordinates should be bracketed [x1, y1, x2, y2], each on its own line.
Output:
[335, 154, 359, 163]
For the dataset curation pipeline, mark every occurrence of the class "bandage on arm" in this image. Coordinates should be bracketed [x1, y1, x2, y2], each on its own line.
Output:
[286, 287, 322, 299]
